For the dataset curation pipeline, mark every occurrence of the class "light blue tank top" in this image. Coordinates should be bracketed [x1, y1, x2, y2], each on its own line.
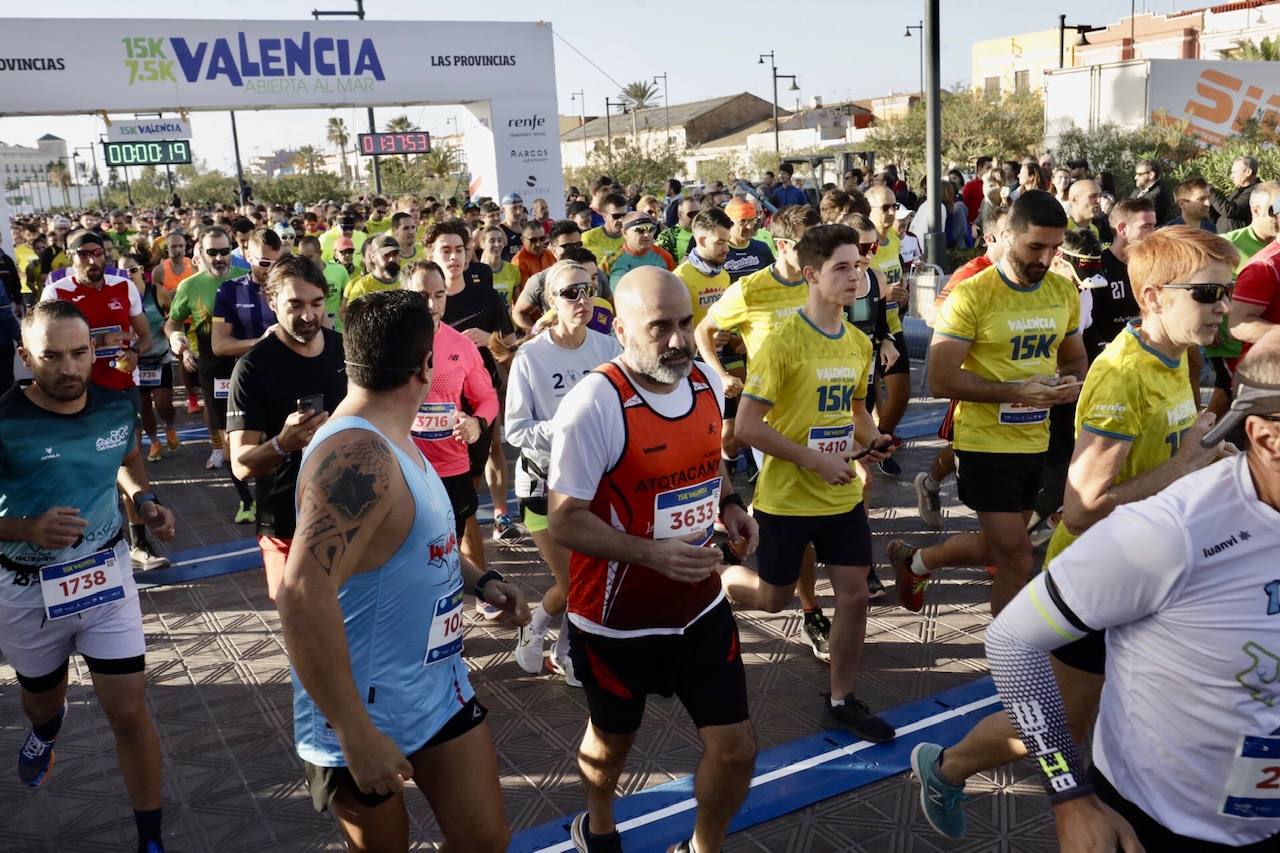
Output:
[292, 415, 472, 767]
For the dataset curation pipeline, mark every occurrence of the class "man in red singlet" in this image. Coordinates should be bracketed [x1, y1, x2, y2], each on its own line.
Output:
[548, 267, 759, 853]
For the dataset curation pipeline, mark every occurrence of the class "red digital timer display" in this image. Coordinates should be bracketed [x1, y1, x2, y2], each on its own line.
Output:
[357, 132, 432, 156]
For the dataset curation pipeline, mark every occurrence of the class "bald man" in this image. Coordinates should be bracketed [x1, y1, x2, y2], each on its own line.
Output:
[1067, 179, 1102, 235]
[547, 267, 760, 853]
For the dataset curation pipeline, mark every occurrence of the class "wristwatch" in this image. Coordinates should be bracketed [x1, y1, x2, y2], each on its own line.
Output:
[473, 569, 505, 601]
[132, 491, 161, 514]
[719, 492, 748, 516]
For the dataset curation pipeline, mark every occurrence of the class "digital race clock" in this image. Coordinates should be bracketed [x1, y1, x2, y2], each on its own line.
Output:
[101, 140, 193, 167]
[357, 131, 432, 156]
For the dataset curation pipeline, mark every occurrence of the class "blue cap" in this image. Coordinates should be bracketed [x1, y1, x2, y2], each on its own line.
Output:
[501, 193, 524, 206]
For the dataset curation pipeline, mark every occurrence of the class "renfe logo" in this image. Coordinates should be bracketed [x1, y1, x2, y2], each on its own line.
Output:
[169, 33, 386, 86]
[508, 114, 546, 130]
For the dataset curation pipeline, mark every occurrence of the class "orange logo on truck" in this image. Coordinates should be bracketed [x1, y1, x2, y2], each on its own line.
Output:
[1153, 69, 1280, 144]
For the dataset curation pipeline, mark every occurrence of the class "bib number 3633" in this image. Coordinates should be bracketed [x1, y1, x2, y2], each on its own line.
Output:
[1221, 734, 1280, 819]
[40, 547, 126, 620]
[424, 583, 464, 665]
[653, 478, 720, 545]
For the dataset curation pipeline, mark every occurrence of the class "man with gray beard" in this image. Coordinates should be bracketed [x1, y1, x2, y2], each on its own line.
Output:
[548, 267, 759, 853]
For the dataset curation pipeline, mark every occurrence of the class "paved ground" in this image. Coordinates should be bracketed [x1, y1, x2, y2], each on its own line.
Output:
[0, 373, 1059, 852]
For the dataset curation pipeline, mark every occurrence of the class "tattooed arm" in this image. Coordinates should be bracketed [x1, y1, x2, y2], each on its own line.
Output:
[276, 429, 413, 795]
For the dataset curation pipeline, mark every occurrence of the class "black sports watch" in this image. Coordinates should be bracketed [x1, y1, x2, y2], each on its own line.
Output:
[719, 492, 748, 517]
[473, 569, 505, 601]
[132, 491, 161, 514]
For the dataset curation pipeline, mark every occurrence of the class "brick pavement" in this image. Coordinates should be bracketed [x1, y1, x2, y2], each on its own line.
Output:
[0, 385, 1059, 852]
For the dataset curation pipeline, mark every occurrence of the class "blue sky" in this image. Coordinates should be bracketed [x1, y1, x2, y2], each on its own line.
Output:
[2, 0, 1207, 177]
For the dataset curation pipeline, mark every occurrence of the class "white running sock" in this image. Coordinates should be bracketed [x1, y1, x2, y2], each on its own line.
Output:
[552, 612, 570, 661]
[530, 605, 552, 636]
[911, 549, 930, 576]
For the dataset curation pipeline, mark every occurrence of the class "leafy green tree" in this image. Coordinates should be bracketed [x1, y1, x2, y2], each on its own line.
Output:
[385, 114, 417, 166]
[327, 117, 351, 186]
[1216, 36, 1280, 61]
[1053, 119, 1202, 197]
[295, 145, 323, 176]
[564, 137, 685, 196]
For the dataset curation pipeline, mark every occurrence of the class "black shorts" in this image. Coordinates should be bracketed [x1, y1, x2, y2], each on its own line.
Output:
[467, 421, 497, 480]
[440, 472, 478, 539]
[303, 697, 488, 813]
[16, 654, 146, 693]
[1050, 627, 1106, 675]
[568, 600, 748, 735]
[884, 331, 911, 377]
[1211, 355, 1233, 392]
[197, 358, 232, 431]
[137, 361, 174, 392]
[1090, 765, 1278, 852]
[754, 503, 872, 586]
[955, 449, 1045, 513]
[1046, 401, 1078, 467]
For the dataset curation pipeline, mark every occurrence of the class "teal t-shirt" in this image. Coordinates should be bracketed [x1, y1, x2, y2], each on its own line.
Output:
[0, 385, 138, 607]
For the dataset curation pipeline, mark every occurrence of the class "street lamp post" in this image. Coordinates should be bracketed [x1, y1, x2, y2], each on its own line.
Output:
[758, 52, 799, 158]
[570, 91, 587, 165]
[924, 0, 944, 269]
[1058, 14, 1104, 68]
[312, 0, 381, 194]
[905, 21, 924, 97]
[64, 155, 83, 209]
[653, 73, 670, 148]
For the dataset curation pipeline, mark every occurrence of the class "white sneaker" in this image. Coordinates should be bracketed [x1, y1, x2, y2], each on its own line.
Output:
[130, 544, 170, 572]
[914, 472, 944, 530]
[552, 652, 582, 688]
[205, 448, 225, 470]
[514, 625, 546, 674]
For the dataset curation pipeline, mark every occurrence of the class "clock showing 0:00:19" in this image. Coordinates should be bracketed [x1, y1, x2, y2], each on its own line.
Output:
[101, 140, 193, 167]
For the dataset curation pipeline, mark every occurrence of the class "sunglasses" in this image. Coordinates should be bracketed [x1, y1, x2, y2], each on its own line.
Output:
[858, 241, 878, 257]
[525, 235, 549, 244]
[74, 247, 105, 259]
[877, 204, 896, 213]
[205, 247, 232, 257]
[125, 265, 142, 274]
[557, 283, 596, 302]
[1164, 282, 1232, 304]
[252, 257, 274, 269]
[630, 225, 656, 236]
[608, 212, 626, 220]
[736, 218, 759, 228]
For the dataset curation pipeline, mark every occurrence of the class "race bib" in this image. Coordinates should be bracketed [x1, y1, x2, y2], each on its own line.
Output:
[137, 368, 162, 388]
[412, 402, 457, 442]
[808, 424, 853, 454]
[653, 478, 720, 544]
[999, 402, 1048, 425]
[39, 547, 126, 620]
[214, 377, 231, 400]
[424, 583, 464, 665]
[1221, 734, 1280, 819]
[89, 325, 125, 360]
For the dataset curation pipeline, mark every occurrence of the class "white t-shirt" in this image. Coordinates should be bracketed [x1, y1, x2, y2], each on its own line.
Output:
[550, 358, 725, 502]
[505, 329, 621, 498]
[1051, 454, 1280, 845]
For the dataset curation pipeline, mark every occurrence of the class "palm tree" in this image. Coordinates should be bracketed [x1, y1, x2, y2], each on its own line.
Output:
[418, 147, 459, 178]
[1216, 36, 1280, 61]
[295, 145, 322, 176]
[385, 114, 417, 165]
[47, 160, 70, 205]
[326, 117, 351, 185]
[619, 80, 658, 141]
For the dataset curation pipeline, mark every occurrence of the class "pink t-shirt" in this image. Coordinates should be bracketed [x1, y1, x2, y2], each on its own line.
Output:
[411, 322, 499, 477]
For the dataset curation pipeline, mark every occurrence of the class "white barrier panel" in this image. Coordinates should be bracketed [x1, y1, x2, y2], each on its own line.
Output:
[106, 118, 192, 142]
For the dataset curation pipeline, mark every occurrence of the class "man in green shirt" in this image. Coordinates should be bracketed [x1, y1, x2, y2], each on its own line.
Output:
[581, 192, 628, 261]
[657, 196, 699, 263]
[1205, 181, 1280, 415]
[298, 235, 349, 331]
[340, 234, 402, 320]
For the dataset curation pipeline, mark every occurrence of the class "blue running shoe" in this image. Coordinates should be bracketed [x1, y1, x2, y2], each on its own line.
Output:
[18, 701, 66, 787]
[911, 742, 968, 838]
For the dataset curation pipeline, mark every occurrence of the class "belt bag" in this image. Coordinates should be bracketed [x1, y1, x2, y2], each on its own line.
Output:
[0, 528, 126, 576]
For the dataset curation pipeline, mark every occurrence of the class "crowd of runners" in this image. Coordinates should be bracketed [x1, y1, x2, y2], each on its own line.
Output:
[1, 153, 1278, 852]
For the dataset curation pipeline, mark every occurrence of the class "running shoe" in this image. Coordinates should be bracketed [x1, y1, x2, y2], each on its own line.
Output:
[887, 539, 929, 612]
[205, 448, 225, 470]
[185, 393, 201, 415]
[570, 811, 623, 853]
[545, 654, 583, 688]
[147, 442, 164, 463]
[877, 454, 903, 479]
[825, 694, 895, 743]
[18, 701, 65, 786]
[667, 841, 693, 853]
[492, 513, 520, 541]
[911, 742, 969, 839]
[475, 598, 503, 620]
[514, 625, 546, 674]
[1029, 510, 1062, 548]
[130, 541, 171, 572]
[801, 611, 832, 662]
[165, 426, 181, 452]
[234, 500, 256, 525]
[867, 567, 887, 600]
[914, 472, 943, 530]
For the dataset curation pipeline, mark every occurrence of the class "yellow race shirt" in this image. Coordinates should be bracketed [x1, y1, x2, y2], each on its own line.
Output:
[344, 273, 399, 303]
[364, 217, 393, 235]
[491, 262, 521, 307]
[870, 230, 904, 336]
[743, 310, 873, 517]
[933, 263, 1081, 454]
[581, 227, 623, 262]
[1042, 322, 1197, 566]
[706, 265, 807, 359]
[674, 261, 729, 328]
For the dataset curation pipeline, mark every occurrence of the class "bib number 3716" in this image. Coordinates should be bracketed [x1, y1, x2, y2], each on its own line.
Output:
[653, 478, 720, 545]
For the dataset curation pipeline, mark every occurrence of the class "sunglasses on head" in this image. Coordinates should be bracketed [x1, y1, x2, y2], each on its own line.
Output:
[205, 247, 232, 257]
[557, 283, 596, 301]
[1165, 282, 1232, 304]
